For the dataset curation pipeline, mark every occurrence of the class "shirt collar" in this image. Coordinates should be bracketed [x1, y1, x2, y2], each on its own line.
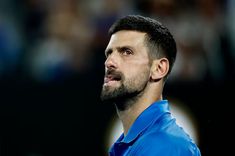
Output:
[118, 100, 170, 144]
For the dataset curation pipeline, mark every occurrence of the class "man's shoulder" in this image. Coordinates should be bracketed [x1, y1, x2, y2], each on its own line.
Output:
[139, 131, 192, 148]
[130, 131, 201, 156]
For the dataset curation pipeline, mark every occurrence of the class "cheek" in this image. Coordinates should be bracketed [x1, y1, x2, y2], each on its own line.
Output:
[121, 57, 150, 81]
[124, 64, 150, 82]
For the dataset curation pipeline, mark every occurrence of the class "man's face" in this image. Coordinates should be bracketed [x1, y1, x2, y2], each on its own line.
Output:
[101, 30, 151, 102]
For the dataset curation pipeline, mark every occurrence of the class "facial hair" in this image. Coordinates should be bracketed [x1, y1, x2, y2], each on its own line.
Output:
[100, 68, 150, 110]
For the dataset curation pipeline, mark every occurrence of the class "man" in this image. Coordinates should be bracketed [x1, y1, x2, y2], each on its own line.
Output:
[100, 15, 201, 156]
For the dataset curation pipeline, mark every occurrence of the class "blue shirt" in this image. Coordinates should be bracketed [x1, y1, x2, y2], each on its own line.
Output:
[109, 100, 201, 156]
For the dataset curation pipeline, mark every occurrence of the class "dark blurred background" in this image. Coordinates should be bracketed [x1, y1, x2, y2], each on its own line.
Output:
[0, 0, 234, 155]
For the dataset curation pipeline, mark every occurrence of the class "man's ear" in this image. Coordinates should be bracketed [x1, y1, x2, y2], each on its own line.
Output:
[150, 58, 169, 81]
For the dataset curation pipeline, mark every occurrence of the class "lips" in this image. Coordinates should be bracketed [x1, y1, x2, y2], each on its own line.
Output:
[104, 71, 122, 84]
[104, 75, 120, 83]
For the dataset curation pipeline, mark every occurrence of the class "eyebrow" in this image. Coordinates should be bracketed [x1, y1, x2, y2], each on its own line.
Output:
[105, 45, 134, 54]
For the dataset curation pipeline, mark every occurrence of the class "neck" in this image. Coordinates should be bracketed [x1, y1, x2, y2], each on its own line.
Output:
[115, 86, 162, 135]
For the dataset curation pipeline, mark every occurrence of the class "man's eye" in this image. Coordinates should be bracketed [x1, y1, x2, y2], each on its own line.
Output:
[122, 49, 133, 56]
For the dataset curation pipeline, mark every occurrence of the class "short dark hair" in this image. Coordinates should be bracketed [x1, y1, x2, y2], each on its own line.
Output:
[108, 15, 177, 80]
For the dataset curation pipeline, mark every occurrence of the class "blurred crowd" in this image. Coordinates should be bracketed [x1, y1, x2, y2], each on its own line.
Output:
[0, 0, 234, 156]
[0, 0, 234, 84]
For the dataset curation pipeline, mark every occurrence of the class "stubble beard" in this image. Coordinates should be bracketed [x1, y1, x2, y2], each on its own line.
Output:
[100, 70, 150, 111]
[101, 80, 135, 103]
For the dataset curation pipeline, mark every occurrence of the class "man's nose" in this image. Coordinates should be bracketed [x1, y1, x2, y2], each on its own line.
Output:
[104, 53, 118, 69]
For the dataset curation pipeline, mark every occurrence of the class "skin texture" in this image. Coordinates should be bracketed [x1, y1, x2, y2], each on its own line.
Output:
[101, 30, 169, 135]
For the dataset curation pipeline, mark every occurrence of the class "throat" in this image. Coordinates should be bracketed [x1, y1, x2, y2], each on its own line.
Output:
[114, 91, 142, 111]
[114, 92, 144, 135]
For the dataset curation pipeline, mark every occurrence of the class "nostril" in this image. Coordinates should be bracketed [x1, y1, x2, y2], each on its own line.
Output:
[106, 64, 116, 70]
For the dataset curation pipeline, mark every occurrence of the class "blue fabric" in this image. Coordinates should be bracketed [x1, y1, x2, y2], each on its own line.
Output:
[109, 100, 201, 156]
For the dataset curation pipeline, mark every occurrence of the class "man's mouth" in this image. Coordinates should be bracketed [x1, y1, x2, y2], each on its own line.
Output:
[104, 74, 121, 84]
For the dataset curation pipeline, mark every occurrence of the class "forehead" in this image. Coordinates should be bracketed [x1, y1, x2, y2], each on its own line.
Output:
[107, 30, 147, 48]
